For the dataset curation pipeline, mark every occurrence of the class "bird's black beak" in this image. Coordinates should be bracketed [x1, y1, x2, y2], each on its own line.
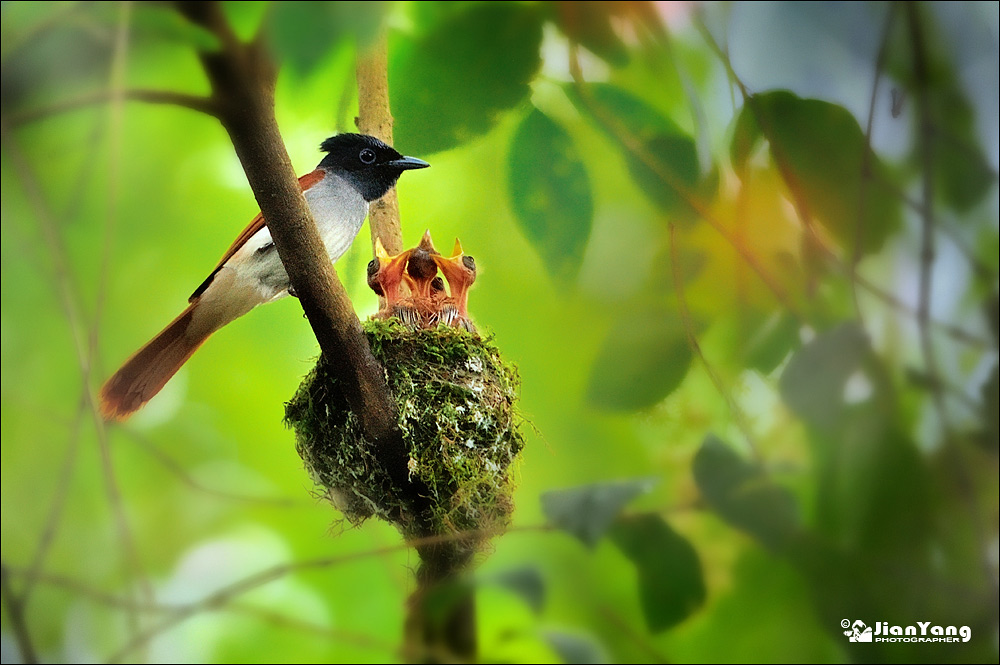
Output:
[388, 156, 430, 170]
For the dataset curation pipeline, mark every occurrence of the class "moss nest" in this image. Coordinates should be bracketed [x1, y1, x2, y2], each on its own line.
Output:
[285, 319, 524, 539]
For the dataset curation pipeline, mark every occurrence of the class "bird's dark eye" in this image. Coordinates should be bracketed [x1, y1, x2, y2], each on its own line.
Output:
[359, 148, 376, 164]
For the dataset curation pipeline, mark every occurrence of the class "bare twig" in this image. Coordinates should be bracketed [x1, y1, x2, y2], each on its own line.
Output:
[852, 3, 897, 324]
[123, 429, 307, 507]
[1, 122, 153, 616]
[906, 1, 996, 613]
[1, 561, 38, 664]
[19, 399, 86, 603]
[906, 3, 948, 431]
[4, 88, 218, 126]
[670, 224, 759, 458]
[88, 0, 131, 405]
[105, 527, 493, 663]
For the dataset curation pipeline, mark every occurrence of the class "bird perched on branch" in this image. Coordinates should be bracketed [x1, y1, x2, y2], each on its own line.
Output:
[100, 133, 429, 421]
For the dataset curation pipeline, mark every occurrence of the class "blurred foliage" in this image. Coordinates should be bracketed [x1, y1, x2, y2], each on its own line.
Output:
[1, 1, 997, 664]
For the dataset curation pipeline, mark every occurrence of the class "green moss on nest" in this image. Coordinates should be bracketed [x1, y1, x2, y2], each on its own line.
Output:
[285, 319, 523, 539]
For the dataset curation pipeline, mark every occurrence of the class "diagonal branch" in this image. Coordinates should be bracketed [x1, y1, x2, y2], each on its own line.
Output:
[172, 1, 406, 486]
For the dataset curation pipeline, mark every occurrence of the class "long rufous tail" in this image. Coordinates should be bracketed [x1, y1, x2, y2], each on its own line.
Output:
[99, 303, 210, 421]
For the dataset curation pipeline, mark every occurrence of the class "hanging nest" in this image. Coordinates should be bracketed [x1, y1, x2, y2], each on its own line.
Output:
[285, 319, 523, 540]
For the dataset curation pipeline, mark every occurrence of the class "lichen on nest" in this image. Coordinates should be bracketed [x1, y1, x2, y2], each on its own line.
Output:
[284, 319, 523, 539]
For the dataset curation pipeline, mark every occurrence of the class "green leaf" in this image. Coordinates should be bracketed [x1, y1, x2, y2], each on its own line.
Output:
[391, 3, 543, 154]
[548, 1, 629, 66]
[778, 323, 869, 429]
[541, 478, 657, 548]
[268, 1, 385, 74]
[693, 435, 799, 552]
[508, 109, 594, 284]
[587, 311, 692, 410]
[744, 311, 800, 374]
[729, 102, 763, 173]
[221, 2, 270, 43]
[578, 85, 702, 221]
[610, 515, 706, 631]
[543, 630, 608, 664]
[488, 567, 546, 614]
[134, 5, 220, 51]
[739, 91, 902, 255]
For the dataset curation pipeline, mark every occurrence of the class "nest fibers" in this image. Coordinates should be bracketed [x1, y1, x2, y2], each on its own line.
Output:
[285, 319, 523, 539]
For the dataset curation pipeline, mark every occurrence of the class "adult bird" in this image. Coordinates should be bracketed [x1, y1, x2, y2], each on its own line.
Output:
[100, 133, 428, 421]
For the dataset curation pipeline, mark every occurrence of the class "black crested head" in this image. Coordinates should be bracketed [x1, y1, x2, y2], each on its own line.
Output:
[318, 133, 429, 202]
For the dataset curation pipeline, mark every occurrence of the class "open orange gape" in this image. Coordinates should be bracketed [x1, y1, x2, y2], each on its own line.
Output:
[367, 230, 477, 332]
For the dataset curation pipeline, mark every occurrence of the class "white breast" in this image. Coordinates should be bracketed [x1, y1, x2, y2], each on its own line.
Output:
[217, 170, 369, 305]
[305, 171, 370, 262]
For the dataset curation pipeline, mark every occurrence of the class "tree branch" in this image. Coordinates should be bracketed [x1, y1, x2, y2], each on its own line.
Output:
[356, 34, 405, 255]
[172, 1, 405, 484]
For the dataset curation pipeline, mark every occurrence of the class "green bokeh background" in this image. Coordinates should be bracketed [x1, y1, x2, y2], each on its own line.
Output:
[2, 2, 997, 663]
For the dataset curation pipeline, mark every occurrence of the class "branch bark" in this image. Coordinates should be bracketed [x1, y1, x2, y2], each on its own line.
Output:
[356, 34, 405, 255]
[173, 1, 407, 483]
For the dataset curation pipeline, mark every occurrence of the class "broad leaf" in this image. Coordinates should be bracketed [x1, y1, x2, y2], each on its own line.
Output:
[268, 2, 385, 74]
[548, 1, 629, 66]
[541, 478, 657, 548]
[391, 3, 543, 154]
[577, 85, 703, 222]
[587, 311, 692, 410]
[610, 515, 706, 631]
[508, 109, 594, 284]
[693, 435, 798, 552]
[778, 323, 869, 429]
[734, 92, 902, 255]
[488, 567, 546, 614]
[743, 311, 800, 374]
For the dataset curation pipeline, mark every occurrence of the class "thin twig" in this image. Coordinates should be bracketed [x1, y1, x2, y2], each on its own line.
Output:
[852, 3, 896, 325]
[19, 399, 87, 604]
[669, 224, 759, 458]
[906, 3, 949, 431]
[4, 88, 218, 126]
[1, 562, 38, 664]
[123, 428, 308, 507]
[906, 1, 997, 614]
[0, 120, 153, 621]
[88, 1, 131, 375]
[598, 605, 671, 663]
[104, 527, 504, 663]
